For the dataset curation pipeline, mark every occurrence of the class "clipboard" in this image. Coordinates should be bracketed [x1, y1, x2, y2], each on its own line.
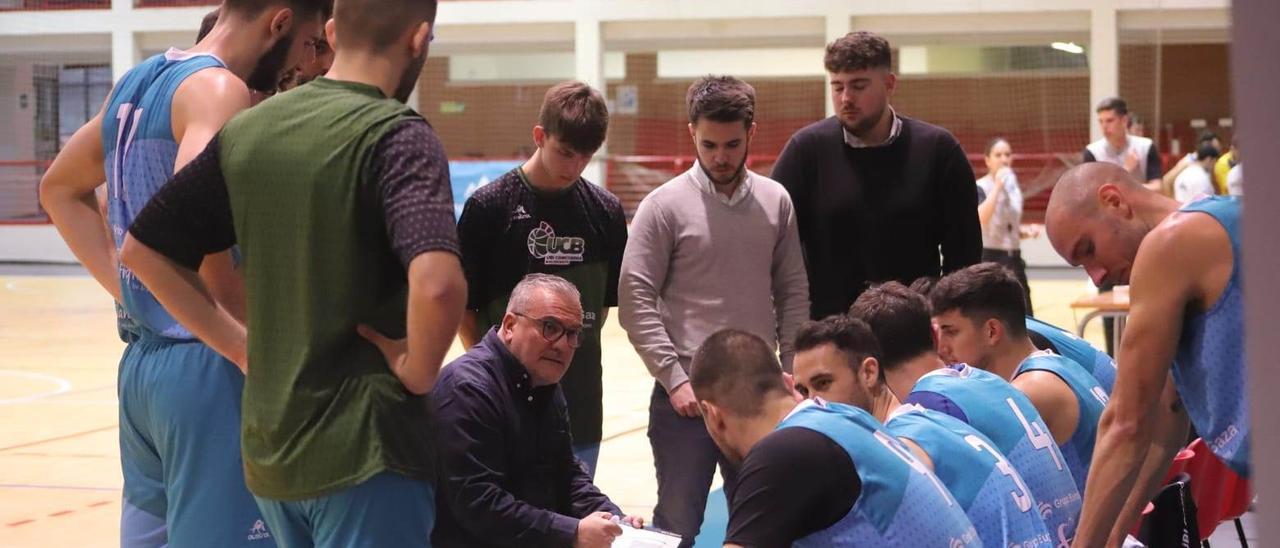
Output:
[611, 524, 683, 548]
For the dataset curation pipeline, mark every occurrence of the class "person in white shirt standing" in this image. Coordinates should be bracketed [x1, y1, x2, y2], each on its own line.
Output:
[976, 137, 1036, 312]
[1080, 96, 1163, 355]
[619, 74, 810, 548]
[1173, 143, 1221, 203]
[1083, 97, 1163, 191]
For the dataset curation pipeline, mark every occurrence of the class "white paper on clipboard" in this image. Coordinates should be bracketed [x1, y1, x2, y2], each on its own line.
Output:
[611, 525, 682, 548]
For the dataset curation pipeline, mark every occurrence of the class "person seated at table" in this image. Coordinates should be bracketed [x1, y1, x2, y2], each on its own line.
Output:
[431, 273, 643, 548]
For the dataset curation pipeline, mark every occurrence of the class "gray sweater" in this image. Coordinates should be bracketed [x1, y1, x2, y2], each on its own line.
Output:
[619, 164, 811, 391]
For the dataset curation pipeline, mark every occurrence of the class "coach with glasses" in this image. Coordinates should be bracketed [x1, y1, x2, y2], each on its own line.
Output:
[431, 273, 642, 548]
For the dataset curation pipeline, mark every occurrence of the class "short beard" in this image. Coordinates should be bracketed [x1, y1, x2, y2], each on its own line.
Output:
[246, 32, 294, 94]
[841, 104, 886, 140]
[393, 49, 428, 103]
[698, 145, 749, 189]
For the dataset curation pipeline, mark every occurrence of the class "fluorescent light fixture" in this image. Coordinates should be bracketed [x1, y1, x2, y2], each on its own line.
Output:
[1051, 41, 1084, 54]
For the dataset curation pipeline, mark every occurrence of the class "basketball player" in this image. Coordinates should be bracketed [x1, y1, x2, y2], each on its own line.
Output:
[849, 282, 1082, 544]
[457, 81, 626, 477]
[691, 329, 980, 547]
[37, 2, 324, 546]
[792, 315, 1052, 547]
[930, 263, 1108, 493]
[1025, 316, 1118, 393]
[912, 275, 1120, 393]
[1046, 162, 1242, 546]
[120, 0, 461, 544]
[918, 274, 1177, 544]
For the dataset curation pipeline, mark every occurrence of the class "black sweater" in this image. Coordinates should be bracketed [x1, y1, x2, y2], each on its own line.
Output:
[771, 115, 982, 319]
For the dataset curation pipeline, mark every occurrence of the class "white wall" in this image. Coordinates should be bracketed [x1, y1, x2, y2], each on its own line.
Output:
[0, 225, 75, 263]
[0, 0, 1231, 265]
[5, 63, 35, 162]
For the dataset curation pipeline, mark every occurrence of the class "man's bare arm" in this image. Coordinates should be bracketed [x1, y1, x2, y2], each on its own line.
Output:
[120, 236, 247, 370]
[1013, 371, 1080, 446]
[360, 251, 467, 395]
[1107, 377, 1188, 545]
[172, 69, 252, 322]
[39, 107, 119, 302]
[1071, 225, 1203, 547]
[457, 309, 481, 349]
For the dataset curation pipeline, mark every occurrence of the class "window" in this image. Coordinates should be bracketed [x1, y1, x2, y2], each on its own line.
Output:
[57, 65, 111, 147]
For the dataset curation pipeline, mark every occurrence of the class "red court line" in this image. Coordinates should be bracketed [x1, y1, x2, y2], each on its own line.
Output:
[0, 424, 117, 453]
[6, 499, 117, 528]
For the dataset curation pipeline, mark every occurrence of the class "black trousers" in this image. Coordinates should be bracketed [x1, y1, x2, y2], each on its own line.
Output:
[982, 248, 1034, 315]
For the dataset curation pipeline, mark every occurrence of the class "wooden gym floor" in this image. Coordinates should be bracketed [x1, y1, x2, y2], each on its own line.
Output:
[0, 268, 1253, 547]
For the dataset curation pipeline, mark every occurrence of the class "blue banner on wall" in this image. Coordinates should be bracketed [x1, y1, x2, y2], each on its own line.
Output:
[449, 160, 522, 219]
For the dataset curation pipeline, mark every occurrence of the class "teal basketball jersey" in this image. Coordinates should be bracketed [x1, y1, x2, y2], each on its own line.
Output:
[887, 404, 1052, 547]
[780, 400, 980, 548]
[907, 364, 1082, 544]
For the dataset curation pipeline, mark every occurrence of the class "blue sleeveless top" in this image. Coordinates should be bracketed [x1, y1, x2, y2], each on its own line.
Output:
[1026, 316, 1117, 393]
[102, 49, 226, 340]
[1017, 352, 1109, 493]
[1174, 196, 1248, 476]
[908, 364, 1082, 544]
[887, 404, 1052, 547]
[780, 400, 980, 548]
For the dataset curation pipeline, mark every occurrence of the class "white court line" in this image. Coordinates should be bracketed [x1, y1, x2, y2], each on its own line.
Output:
[0, 370, 73, 404]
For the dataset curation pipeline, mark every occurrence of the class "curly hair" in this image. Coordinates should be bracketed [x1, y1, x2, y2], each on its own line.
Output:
[824, 31, 892, 73]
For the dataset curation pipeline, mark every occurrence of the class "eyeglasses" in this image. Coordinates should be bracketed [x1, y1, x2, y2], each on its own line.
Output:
[513, 312, 582, 348]
[302, 37, 329, 64]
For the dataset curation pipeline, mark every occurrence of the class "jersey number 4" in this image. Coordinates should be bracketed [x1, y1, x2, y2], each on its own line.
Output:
[1007, 397, 1065, 471]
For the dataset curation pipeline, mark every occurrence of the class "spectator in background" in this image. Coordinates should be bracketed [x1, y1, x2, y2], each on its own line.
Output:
[1161, 130, 1221, 196]
[1081, 96, 1161, 355]
[1127, 112, 1147, 137]
[975, 137, 1036, 313]
[1215, 136, 1239, 195]
[1173, 143, 1220, 203]
[771, 31, 981, 320]
[1084, 97, 1162, 192]
[1227, 146, 1244, 196]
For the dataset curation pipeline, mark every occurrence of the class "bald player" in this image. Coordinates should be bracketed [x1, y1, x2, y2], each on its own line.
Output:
[850, 283, 1082, 544]
[690, 329, 979, 547]
[39, 2, 324, 545]
[792, 315, 1052, 548]
[1046, 162, 1242, 546]
[930, 263, 1108, 494]
[120, 0, 462, 545]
